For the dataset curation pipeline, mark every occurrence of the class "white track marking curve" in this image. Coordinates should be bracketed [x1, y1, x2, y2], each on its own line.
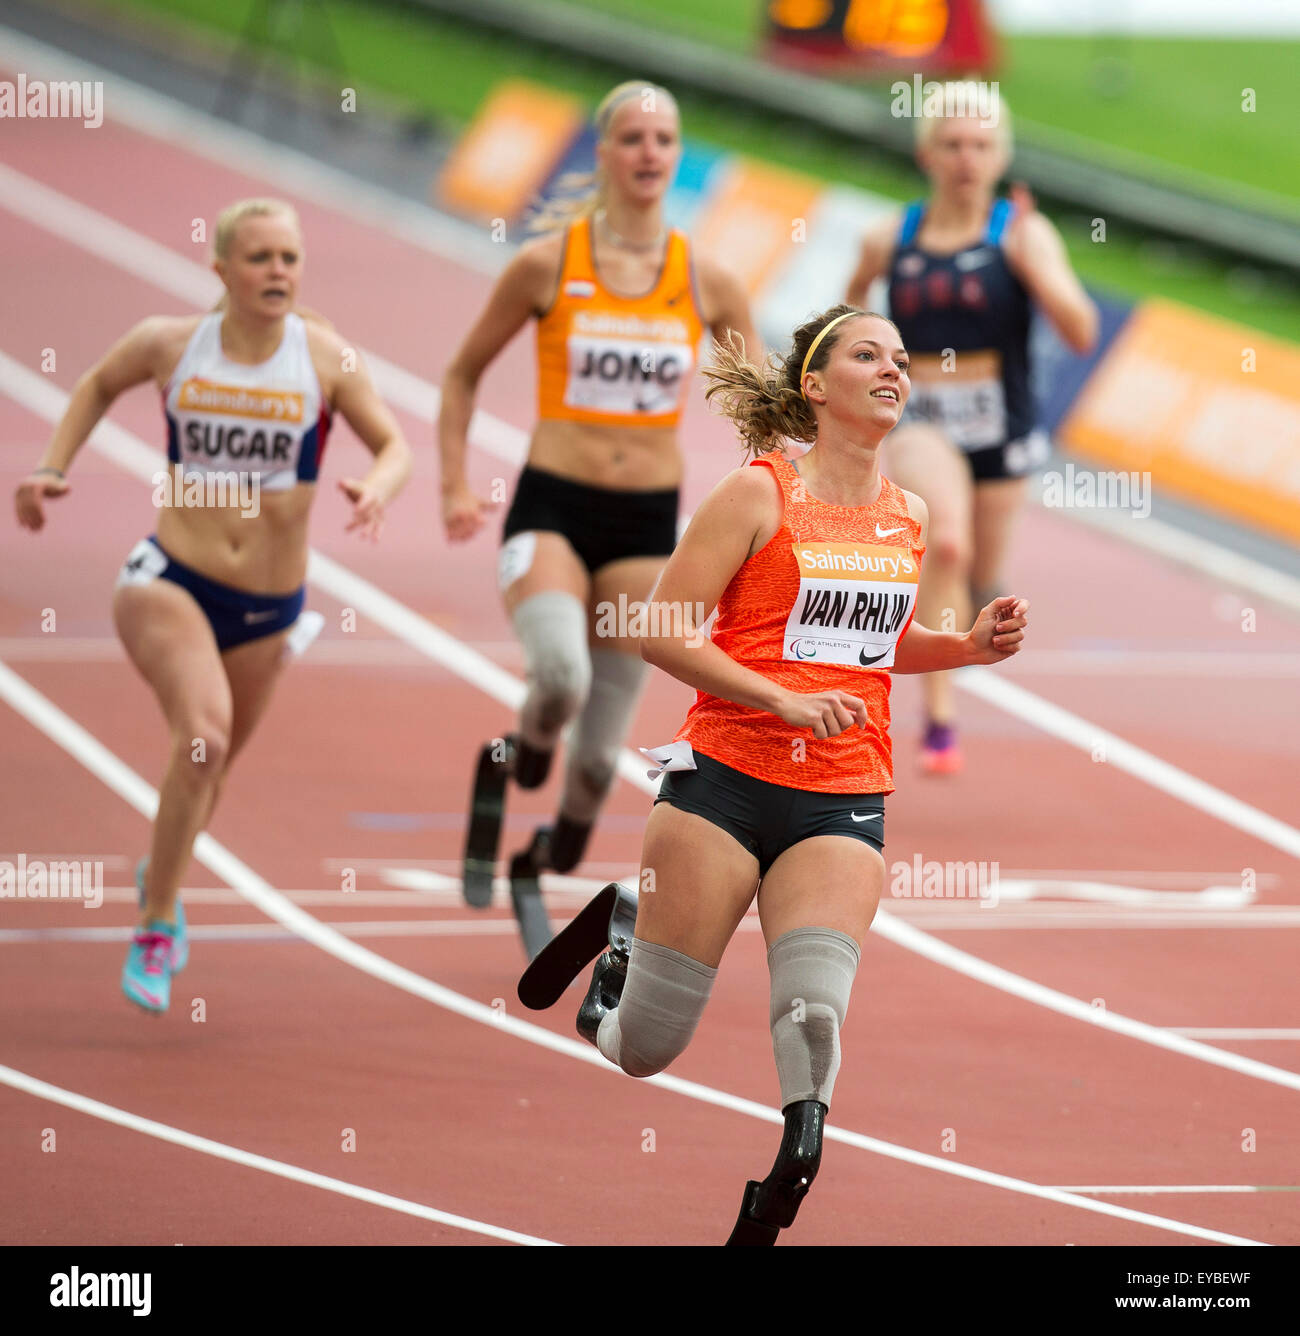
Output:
[0, 658, 1267, 1246]
[3, 351, 1299, 1093]
[0, 1062, 558, 1245]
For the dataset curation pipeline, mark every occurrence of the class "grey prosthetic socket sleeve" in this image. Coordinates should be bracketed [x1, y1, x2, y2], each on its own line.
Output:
[596, 938, 717, 1078]
[510, 592, 591, 752]
[768, 927, 860, 1109]
[559, 649, 648, 824]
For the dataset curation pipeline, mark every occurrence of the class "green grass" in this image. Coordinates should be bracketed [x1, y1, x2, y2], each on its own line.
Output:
[564, 0, 1300, 210]
[92, 0, 1300, 338]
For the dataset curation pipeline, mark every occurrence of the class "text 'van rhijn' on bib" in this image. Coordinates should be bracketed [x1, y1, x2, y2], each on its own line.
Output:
[783, 542, 919, 670]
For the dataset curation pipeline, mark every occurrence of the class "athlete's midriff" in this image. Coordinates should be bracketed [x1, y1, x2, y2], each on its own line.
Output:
[155, 480, 311, 594]
[676, 455, 924, 795]
[527, 419, 682, 491]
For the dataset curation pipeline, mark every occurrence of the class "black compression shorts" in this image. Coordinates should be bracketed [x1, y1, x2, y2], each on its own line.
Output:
[655, 749, 885, 878]
[502, 465, 678, 574]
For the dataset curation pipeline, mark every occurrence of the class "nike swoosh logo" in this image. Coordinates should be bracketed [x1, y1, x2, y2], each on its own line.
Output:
[851, 812, 881, 822]
[243, 609, 279, 624]
[858, 646, 889, 666]
[875, 524, 906, 538]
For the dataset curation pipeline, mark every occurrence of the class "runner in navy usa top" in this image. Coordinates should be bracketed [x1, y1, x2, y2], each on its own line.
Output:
[847, 87, 1096, 774]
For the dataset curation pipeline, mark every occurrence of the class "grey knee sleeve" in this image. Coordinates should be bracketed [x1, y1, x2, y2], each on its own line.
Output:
[769, 927, 860, 1109]
[510, 592, 591, 751]
[560, 649, 648, 824]
[596, 938, 717, 1078]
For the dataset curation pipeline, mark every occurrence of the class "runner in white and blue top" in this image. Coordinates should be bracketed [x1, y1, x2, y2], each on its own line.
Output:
[846, 87, 1097, 775]
[165, 309, 331, 493]
[15, 198, 412, 1015]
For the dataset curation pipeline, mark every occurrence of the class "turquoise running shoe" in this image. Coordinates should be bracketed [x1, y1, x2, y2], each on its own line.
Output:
[122, 922, 176, 1013]
[135, 856, 187, 973]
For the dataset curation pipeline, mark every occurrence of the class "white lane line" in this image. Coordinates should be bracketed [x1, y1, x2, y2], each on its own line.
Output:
[959, 668, 1300, 861]
[0, 27, 505, 276]
[1050, 1185, 1298, 1196]
[0, 660, 1266, 1247]
[4, 358, 1300, 1091]
[870, 912, 1300, 1093]
[0, 1062, 558, 1246]
[1006, 650, 1300, 677]
[5, 23, 1299, 619]
[1046, 501, 1300, 616]
[0, 919, 545, 944]
[1168, 1029, 1300, 1041]
[991, 881, 1253, 907]
[0, 161, 524, 470]
[11, 907, 1300, 940]
[28, 882, 1300, 925]
[0, 635, 460, 665]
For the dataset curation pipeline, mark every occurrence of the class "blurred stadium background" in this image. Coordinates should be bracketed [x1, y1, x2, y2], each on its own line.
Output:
[8, 0, 1294, 560]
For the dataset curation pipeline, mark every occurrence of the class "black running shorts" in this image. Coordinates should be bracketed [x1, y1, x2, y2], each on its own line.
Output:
[655, 749, 885, 877]
[503, 465, 678, 574]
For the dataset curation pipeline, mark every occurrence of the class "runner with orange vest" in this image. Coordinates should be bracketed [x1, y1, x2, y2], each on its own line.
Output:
[439, 80, 757, 937]
[518, 306, 1029, 1243]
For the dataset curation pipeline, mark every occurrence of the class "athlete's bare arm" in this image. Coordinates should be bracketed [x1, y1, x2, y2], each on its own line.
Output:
[1001, 194, 1098, 354]
[438, 235, 562, 541]
[890, 490, 1029, 669]
[643, 465, 869, 740]
[845, 215, 902, 308]
[309, 322, 412, 539]
[696, 255, 762, 365]
[14, 316, 196, 531]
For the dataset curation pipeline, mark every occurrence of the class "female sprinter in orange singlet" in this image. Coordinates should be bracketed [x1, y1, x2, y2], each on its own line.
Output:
[14, 199, 412, 1013]
[847, 88, 1095, 773]
[520, 306, 1029, 1244]
[441, 80, 758, 912]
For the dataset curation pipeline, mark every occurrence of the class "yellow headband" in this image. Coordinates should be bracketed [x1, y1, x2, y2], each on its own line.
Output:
[799, 312, 858, 400]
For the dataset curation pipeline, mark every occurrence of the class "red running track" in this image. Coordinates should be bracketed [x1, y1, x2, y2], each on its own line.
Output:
[1, 57, 1299, 1246]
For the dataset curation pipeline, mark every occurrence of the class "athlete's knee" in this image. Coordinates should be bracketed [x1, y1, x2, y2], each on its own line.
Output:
[768, 927, 860, 1107]
[596, 937, 717, 1078]
[173, 715, 230, 780]
[927, 524, 973, 576]
[512, 591, 591, 736]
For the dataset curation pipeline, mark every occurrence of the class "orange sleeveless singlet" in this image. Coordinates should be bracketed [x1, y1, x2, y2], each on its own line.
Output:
[675, 453, 925, 795]
[535, 216, 705, 429]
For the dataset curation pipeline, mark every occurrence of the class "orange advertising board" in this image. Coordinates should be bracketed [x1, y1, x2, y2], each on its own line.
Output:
[1060, 299, 1300, 546]
[436, 81, 584, 225]
[692, 158, 823, 298]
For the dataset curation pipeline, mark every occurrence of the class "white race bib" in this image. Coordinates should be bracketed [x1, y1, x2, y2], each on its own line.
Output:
[905, 349, 1005, 450]
[564, 336, 694, 416]
[115, 538, 168, 588]
[783, 542, 919, 670]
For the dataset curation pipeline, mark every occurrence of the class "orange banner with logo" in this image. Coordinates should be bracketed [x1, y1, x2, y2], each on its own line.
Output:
[436, 81, 584, 225]
[692, 158, 823, 297]
[1060, 299, 1300, 546]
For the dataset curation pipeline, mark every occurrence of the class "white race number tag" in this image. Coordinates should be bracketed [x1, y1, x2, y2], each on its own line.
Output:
[905, 349, 1006, 450]
[564, 336, 694, 416]
[115, 538, 168, 588]
[783, 543, 919, 670]
[498, 531, 537, 592]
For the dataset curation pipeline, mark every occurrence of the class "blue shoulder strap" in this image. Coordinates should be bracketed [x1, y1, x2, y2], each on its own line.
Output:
[985, 197, 1013, 245]
[897, 201, 925, 247]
